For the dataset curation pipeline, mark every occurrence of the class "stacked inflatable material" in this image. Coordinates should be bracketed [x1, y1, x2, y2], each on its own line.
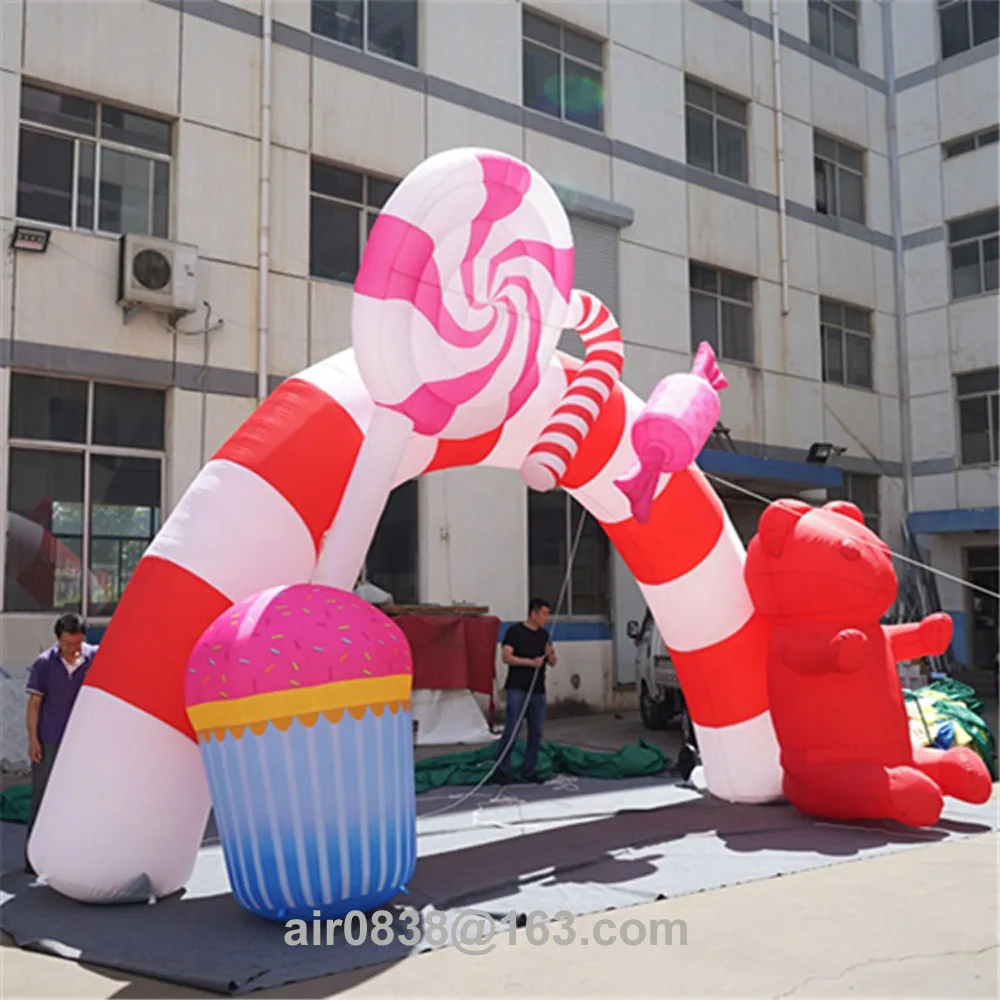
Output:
[903, 680, 997, 779]
[184, 584, 416, 921]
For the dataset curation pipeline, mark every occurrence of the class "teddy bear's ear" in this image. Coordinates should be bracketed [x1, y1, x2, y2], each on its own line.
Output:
[758, 499, 811, 557]
[824, 500, 866, 525]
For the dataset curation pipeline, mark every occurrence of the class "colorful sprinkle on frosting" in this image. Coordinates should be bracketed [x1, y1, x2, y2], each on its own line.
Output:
[184, 583, 412, 713]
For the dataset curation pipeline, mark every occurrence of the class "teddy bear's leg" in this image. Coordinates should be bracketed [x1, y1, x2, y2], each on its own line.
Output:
[783, 762, 943, 827]
[911, 745, 993, 804]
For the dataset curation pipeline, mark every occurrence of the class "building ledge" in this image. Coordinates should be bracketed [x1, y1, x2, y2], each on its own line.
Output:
[696, 450, 843, 490]
[907, 507, 1000, 535]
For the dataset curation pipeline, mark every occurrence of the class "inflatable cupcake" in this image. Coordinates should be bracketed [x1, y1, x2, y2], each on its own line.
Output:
[184, 584, 416, 921]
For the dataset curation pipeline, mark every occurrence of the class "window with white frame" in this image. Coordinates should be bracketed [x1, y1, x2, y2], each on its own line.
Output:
[309, 160, 397, 283]
[311, 0, 418, 67]
[4, 374, 165, 616]
[956, 368, 999, 466]
[689, 263, 754, 365]
[820, 298, 873, 389]
[528, 489, 610, 618]
[948, 208, 999, 299]
[944, 126, 999, 159]
[814, 131, 866, 225]
[938, 0, 999, 60]
[685, 78, 749, 184]
[828, 472, 881, 536]
[16, 83, 172, 238]
[522, 9, 605, 132]
[809, 0, 860, 65]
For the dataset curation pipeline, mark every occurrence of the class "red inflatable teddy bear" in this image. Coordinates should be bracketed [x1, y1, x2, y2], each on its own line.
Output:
[745, 498, 993, 827]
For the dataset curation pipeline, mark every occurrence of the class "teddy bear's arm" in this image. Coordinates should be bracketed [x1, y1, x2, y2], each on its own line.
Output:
[886, 613, 953, 663]
[777, 628, 868, 674]
[776, 632, 840, 674]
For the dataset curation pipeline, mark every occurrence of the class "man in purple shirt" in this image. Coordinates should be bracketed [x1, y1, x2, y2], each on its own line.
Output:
[24, 613, 98, 874]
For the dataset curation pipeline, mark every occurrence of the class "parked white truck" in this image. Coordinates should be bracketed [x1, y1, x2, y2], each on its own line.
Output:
[626, 608, 696, 747]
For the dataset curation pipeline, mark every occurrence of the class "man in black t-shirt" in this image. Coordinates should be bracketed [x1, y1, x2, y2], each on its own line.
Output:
[494, 598, 557, 783]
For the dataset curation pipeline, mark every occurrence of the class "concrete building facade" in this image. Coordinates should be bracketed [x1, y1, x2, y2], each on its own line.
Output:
[0, 0, 996, 756]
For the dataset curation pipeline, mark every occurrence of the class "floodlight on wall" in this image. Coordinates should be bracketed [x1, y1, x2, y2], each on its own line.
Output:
[806, 442, 847, 464]
[10, 225, 51, 253]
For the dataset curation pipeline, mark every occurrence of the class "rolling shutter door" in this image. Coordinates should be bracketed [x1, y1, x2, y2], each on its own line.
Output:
[558, 215, 620, 359]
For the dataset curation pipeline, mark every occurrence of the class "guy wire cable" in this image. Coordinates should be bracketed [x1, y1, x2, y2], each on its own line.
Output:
[703, 472, 1000, 601]
[424, 471, 997, 822]
[421, 502, 590, 819]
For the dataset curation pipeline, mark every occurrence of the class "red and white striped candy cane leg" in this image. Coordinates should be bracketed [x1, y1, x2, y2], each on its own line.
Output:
[519, 290, 624, 492]
[26, 353, 437, 902]
[476, 353, 782, 803]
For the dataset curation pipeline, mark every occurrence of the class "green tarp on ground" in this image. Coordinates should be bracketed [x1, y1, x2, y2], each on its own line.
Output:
[414, 739, 672, 794]
[903, 678, 998, 780]
[0, 784, 30, 824]
[0, 741, 671, 824]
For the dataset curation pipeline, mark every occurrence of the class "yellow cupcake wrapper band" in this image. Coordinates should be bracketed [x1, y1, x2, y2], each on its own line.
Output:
[187, 675, 412, 734]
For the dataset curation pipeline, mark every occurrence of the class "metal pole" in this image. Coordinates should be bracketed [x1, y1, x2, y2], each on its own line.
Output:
[771, 0, 790, 316]
[256, 0, 273, 404]
[881, 0, 914, 517]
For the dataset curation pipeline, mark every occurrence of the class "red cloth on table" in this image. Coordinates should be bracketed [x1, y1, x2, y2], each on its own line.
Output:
[394, 615, 500, 695]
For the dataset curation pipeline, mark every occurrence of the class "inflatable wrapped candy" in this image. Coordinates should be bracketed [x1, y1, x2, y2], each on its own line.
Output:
[614, 342, 728, 524]
[184, 584, 416, 921]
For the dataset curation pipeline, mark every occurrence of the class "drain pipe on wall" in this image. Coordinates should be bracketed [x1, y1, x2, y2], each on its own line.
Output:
[256, 0, 273, 404]
[771, 0, 790, 316]
[881, 0, 914, 516]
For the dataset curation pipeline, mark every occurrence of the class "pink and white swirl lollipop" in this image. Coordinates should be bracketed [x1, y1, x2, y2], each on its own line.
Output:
[313, 148, 579, 586]
[351, 148, 577, 439]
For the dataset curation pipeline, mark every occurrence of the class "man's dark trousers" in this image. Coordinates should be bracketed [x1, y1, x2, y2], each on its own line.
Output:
[495, 687, 547, 777]
[25, 742, 59, 871]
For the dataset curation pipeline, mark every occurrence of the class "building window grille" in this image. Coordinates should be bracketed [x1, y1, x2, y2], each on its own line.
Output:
[311, 0, 418, 67]
[528, 489, 610, 618]
[947, 208, 999, 300]
[5, 374, 166, 616]
[309, 160, 397, 284]
[17, 83, 172, 238]
[690, 263, 755, 365]
[809, 0, 860, 65]
[820, 299, 873, 390]
[938, 0, 1000, 60]
[814, 131, 866, 225]
[685, 78, 749, 184]
[522, 9, 605, 132]
[956, 368, 999, 466]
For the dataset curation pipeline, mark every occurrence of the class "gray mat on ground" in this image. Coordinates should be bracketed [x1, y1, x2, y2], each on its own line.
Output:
[1, 775, 997, 996]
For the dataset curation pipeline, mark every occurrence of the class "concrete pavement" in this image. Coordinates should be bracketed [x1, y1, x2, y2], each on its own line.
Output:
[2, 707, 997, 998]
[2, 828, 996, 998]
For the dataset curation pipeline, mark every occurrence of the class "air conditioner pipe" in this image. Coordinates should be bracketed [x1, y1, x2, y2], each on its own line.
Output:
[257, 0, 273, 404]
[881, 0, 915, 517]
[771, 0, 790, 316]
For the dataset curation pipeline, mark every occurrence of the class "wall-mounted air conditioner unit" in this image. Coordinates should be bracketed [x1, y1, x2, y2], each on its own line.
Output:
[117, 234, 200, 318]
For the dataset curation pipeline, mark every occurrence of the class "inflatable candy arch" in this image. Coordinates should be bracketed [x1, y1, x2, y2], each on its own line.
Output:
[28, 147, 782, 905]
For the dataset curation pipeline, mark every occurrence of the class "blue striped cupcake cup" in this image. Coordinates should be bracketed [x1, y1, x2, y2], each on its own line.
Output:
[196, 702, 417, 921]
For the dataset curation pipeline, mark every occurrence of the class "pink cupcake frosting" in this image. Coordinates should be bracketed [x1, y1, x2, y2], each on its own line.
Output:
[184, 584, 412, 709]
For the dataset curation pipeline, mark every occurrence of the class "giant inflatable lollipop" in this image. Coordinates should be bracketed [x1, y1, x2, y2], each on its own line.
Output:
[29, 148, 781, 906]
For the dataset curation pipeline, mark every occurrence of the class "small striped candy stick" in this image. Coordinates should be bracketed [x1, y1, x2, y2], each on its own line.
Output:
[520, 289, 625, 492]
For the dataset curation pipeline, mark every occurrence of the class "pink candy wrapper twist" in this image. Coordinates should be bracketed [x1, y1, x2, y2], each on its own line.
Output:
[613, 342, 729, 524]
